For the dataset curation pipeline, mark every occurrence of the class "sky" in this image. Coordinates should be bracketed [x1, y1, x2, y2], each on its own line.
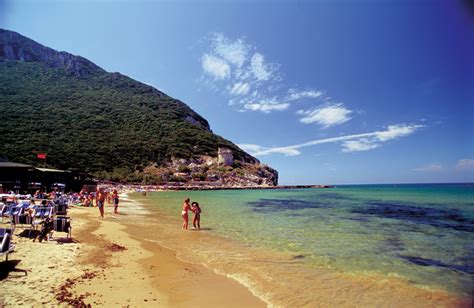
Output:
[1, 0, 473, 185]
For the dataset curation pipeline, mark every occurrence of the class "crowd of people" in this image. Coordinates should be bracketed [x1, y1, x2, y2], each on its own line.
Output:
[76, 188, 120, 218]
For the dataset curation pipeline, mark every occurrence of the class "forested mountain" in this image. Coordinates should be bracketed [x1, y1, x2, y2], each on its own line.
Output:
[0, 29, 277, 185]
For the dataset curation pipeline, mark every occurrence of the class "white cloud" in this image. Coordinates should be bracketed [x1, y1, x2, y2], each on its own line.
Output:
[298, 103, 352, 127]
[238, 144, 301, 156]
[229, 82, 250, 96]
[342, 139, 380, 152]
[375, 124, 420, 141]
[250, 53, 274, 81]
[287, 89, 323, 101]
[244, 101, 290, 113]
[456, 158, 474, 169]
[201, 54, 230, 80]
[199, 33, 342, 119]
[201, 33, 284, 111]
[242, 124, 423, 156]
[211, 33, 250, 67]
[413, 163, 444, 172]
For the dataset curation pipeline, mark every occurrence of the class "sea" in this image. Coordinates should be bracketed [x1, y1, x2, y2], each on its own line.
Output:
[129, 183, 474, 306]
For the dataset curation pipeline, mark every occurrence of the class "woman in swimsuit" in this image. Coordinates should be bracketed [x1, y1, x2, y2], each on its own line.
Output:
[112, 189, 119, 214]
[182, 198, 191, 229]
[191, 202, 202, 230]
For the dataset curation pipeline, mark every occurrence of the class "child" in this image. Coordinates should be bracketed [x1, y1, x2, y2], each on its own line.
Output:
[191, 202, 202, 230]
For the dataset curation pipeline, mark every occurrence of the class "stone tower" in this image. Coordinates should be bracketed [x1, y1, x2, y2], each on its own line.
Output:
[218, 148, 233, 166]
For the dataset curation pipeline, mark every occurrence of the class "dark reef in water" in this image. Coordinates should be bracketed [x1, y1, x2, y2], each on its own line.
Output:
[248, 198, 333, 213]
[352, 202, 474, 233]
[399, 256, 474, 275]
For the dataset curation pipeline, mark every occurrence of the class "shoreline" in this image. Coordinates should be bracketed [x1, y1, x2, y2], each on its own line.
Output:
[130, 192, 472, 307]
[1, 192, 471, 307]
[0, 195, 266, 307]
[107, 184, 334, 192]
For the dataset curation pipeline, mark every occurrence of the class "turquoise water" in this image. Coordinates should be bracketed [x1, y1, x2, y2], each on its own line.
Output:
[141, 183, 474, 297]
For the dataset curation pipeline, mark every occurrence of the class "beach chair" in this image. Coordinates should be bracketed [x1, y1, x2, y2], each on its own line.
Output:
[0, 228, 15, 261]
[10, 203, 22, 216]
[49, 216, 72, 240]
[32, 205, 53, 231]
[54, 199, 68, 216]
[1, 202, 17, 223]
[0, 202, 9, 222]
[10, 202, 33, 223]
[34, 205, 53, 219]
[11, 212, 35, 235]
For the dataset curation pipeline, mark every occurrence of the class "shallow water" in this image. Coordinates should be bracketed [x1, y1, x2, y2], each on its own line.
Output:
[129, 183, 473, 306]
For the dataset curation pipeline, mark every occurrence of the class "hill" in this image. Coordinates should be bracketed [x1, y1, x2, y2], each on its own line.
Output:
[0, 29, 277, 186]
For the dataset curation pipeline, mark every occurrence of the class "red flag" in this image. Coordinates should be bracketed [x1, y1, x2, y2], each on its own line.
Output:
[37, 153, 47, 159]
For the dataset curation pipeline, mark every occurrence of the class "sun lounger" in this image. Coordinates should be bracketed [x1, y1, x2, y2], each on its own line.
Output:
[1, 203, 16, 223]
[32, 206, 53, 230]
[34, 206, 53, 219]
[0, 228, 15, 261]
[10, 204, 22, 216]
[53, 198, 68, 216]
[1, 202, 13, 222]
[54, 204, 68, 216]
[50, 216, 72, 240]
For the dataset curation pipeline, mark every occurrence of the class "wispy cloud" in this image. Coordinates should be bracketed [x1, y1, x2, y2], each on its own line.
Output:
[229, 82, 250, 96]
[239, 144, 301, 156]
[244, 100, 290, 113]
[287, 89, 323, 101]
[250, 53, 277, 81]
[456, 158, 474, 170]
[342, 138, 380, 152]
[239, 124, 423, 156]
[201, 54, 231, 80]
[413, 158, 474, 173]
[212, 33, 249, 68]
[297, 103, 352, 127]
[200, 33, 328, 117]
[413, 163, 444, 172]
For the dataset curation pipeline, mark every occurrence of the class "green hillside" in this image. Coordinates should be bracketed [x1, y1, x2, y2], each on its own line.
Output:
[0, 30, 258, 182]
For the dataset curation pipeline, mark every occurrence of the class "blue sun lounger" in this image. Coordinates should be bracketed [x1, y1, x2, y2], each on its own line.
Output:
[0, 228, 15, 261]
[1, 202, 18, 222]
[32, 205, 53, 231]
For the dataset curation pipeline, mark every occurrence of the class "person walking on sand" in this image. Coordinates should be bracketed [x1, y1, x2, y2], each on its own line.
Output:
[112, 189, 119, 214]
[96, 188, 105, 218]
[181, 198, 191, 229]
[191, 202, 202, 230]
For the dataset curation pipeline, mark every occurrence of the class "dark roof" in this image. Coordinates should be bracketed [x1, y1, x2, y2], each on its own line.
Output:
[0, 162, 33, 168]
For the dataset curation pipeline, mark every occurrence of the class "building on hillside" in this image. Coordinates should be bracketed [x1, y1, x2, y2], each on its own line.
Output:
[218, 148, 233, 166]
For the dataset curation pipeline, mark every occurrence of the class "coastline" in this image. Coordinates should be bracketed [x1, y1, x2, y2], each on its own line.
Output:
[130, 191, 472, 308]
[0, 195, 265, 307]
[1, 191, 471, 307]
[109, 184, 334, 192]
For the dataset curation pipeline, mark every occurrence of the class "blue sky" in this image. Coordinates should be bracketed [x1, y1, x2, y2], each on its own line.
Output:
[1, 0, 473, 184]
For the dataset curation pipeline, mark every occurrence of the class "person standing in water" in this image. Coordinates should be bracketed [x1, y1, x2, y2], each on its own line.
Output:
[191, 202, 202, 230]
[112, 189, 119, 214]
[181, 198, 191, 229]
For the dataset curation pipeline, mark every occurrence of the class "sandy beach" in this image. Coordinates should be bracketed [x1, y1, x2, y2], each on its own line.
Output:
[1, 192, 471, 307]
[0, 195, 265, 307]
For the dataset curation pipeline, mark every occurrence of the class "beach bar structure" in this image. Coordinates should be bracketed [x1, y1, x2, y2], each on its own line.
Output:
[0, 161, 93, 193]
